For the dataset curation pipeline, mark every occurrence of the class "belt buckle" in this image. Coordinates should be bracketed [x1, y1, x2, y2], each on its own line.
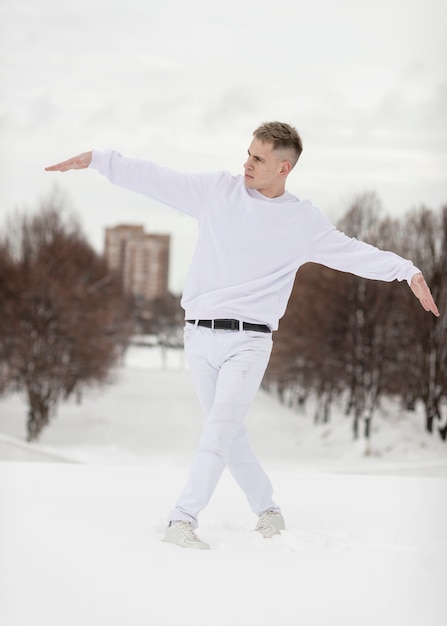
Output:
[230, 319, 242, 331]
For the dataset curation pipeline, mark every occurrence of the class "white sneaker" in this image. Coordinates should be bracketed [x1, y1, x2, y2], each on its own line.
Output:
[163, 521, 210, 550]
[255, 509, 285, 538]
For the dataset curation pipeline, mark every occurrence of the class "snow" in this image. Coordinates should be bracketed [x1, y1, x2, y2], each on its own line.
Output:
[1, 345, 446, 626]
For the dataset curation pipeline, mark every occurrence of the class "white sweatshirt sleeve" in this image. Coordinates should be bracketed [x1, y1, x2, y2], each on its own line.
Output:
[308, 209, 420, 285]
[89, 149, 218, 218]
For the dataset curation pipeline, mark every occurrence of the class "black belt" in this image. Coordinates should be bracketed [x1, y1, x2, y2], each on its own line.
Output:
[186, 319, 271, 333]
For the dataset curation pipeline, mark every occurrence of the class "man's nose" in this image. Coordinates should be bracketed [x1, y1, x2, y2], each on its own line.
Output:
[244, 157, 253, 170]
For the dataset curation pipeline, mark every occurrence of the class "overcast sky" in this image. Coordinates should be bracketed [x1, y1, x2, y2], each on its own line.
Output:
[1, 0, 446, 291]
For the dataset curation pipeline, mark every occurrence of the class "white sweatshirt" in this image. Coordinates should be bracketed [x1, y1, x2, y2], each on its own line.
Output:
[90, 150, 420, 330]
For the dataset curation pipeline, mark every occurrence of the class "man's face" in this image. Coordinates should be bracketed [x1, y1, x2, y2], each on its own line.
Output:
[243, 137, 288, 198]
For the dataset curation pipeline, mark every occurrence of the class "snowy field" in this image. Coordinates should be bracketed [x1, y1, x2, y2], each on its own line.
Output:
[1, 345, 446, 626]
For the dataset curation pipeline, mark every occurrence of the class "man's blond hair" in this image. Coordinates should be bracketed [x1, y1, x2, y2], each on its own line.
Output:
[253, 121, 303, 169]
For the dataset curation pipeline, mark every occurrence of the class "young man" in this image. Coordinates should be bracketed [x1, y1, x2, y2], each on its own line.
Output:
[46, 122, 439, 550]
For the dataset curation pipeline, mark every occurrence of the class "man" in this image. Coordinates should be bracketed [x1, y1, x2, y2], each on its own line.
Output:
[46, 121, 439, 550]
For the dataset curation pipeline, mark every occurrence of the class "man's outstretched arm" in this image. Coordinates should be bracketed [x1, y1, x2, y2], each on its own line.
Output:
[410, 273, 440, 317]
[45, 151, 92, 171]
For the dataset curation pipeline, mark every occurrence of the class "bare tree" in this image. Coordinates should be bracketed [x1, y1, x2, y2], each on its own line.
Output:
[0, 197, 132, 441]
[266, 260, 350, 425]
[266, 194, 446, 445]
[335, 193, 403, 442]
[394, 206, 447, 438]
[267, 193, 415, 444]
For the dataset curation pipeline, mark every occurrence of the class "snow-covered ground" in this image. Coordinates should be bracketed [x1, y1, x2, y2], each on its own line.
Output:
[1, 346, 446, 626]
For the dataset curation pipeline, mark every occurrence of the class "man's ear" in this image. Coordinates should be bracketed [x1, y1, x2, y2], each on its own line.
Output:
[280, 161, 292, 176]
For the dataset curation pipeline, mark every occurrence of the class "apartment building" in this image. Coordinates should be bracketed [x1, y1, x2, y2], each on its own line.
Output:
[104, 225, 170, 300]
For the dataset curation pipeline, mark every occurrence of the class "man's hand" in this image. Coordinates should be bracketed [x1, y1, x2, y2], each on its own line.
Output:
[45, 151, 93, 172]
[410, 273, 440, 317]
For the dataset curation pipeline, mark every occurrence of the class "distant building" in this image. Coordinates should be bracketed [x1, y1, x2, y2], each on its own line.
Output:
[104, 225, 170, 300]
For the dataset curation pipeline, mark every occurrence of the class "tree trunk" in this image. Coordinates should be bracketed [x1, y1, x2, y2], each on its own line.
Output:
[439, 422, 447, 441]
[353, 411, 360, 440]
[425, 408, 435, 434]
[364, 415, 371, 439]
[27, 399, 50, 442]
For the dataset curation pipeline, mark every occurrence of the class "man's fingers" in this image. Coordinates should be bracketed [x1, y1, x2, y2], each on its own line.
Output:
[45, 151, 92, 172]
[45, 162, 70, 171]
[410, 273, 440, 317]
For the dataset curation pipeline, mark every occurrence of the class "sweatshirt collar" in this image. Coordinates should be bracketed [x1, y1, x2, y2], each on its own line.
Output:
[246, 187, 294, 203]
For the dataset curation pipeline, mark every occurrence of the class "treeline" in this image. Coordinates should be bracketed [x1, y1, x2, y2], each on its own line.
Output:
[0, 194, 132, 441]
[265, 193, 447, 442]
[1, 191, 445, 444]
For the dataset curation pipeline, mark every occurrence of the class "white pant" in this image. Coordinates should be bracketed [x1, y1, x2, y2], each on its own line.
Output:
[168, 324, 280, 527]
